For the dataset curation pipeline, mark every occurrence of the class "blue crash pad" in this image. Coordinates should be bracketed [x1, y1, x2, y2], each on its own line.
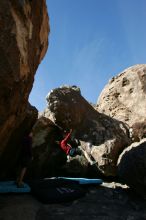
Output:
[55, 177, 103, 185]
[29, 178, 86, 204]
[0, 181, 31, 193]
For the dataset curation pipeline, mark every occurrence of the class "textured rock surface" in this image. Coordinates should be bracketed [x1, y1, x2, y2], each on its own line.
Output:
[28, 116, 93, 178]
[97, 64, 146, 138]
[44, 86, 131, 176]
[118, 138, 146, 198]
[27, 116, 66, 178]
[0, 103, 38, 179]
[130, 120, 146, 142]
[0, 0, 49, 155]
[0, 182, 146, 220]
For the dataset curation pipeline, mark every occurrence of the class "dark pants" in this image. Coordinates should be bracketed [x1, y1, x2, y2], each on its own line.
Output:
[69, 148, 82, 157]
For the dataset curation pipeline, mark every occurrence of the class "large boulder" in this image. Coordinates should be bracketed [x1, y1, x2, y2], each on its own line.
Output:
[44, 86, 131, 176]
[0, 103, 38, 179]
[118, 138, 146, 198]
[27, 116, 66, 178]
[97, 64, 146, 141]
[0, 0, 49, 156]
[27, 116, 90, 178]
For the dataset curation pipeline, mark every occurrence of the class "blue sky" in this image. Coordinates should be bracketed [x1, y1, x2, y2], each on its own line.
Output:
[29, 0, 146, 111]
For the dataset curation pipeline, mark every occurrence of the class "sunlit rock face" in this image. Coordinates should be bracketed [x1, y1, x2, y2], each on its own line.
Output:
[118, 138, 146, 198]
[97, 64, 146, 141]
[45, 86, 131, 176]
[0, 0, 49, 155]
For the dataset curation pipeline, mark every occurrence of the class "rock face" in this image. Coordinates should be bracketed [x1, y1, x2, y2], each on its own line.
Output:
[27, 116, 66, 178]
[0, 0, 49, 156]
[118, 138, 146, 198]
[0, 103, 38, 179]
[44, 86, 131, 176]
[27, 115, 90, 178]
[130, 120, 146, 142]
[97, 64, 146, 140]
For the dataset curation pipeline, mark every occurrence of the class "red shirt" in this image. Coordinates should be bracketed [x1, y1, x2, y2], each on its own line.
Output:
[60, 131, 72, 155]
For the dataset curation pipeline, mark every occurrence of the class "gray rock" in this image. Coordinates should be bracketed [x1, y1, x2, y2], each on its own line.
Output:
[118, 138, 146, 198]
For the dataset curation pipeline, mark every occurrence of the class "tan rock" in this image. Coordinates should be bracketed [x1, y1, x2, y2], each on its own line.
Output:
[97, 64, 146, 138]
[0, 0, 49, 156]
[45, 86, 131, 176]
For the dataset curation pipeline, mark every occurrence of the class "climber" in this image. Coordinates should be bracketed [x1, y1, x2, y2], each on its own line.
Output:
[16, 131, 33, 187]
[60, 129, 97, 165]
[60, 129, 82, 159]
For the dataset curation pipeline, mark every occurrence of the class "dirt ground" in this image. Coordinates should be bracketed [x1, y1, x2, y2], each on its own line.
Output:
[0, 181, 146, 220]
